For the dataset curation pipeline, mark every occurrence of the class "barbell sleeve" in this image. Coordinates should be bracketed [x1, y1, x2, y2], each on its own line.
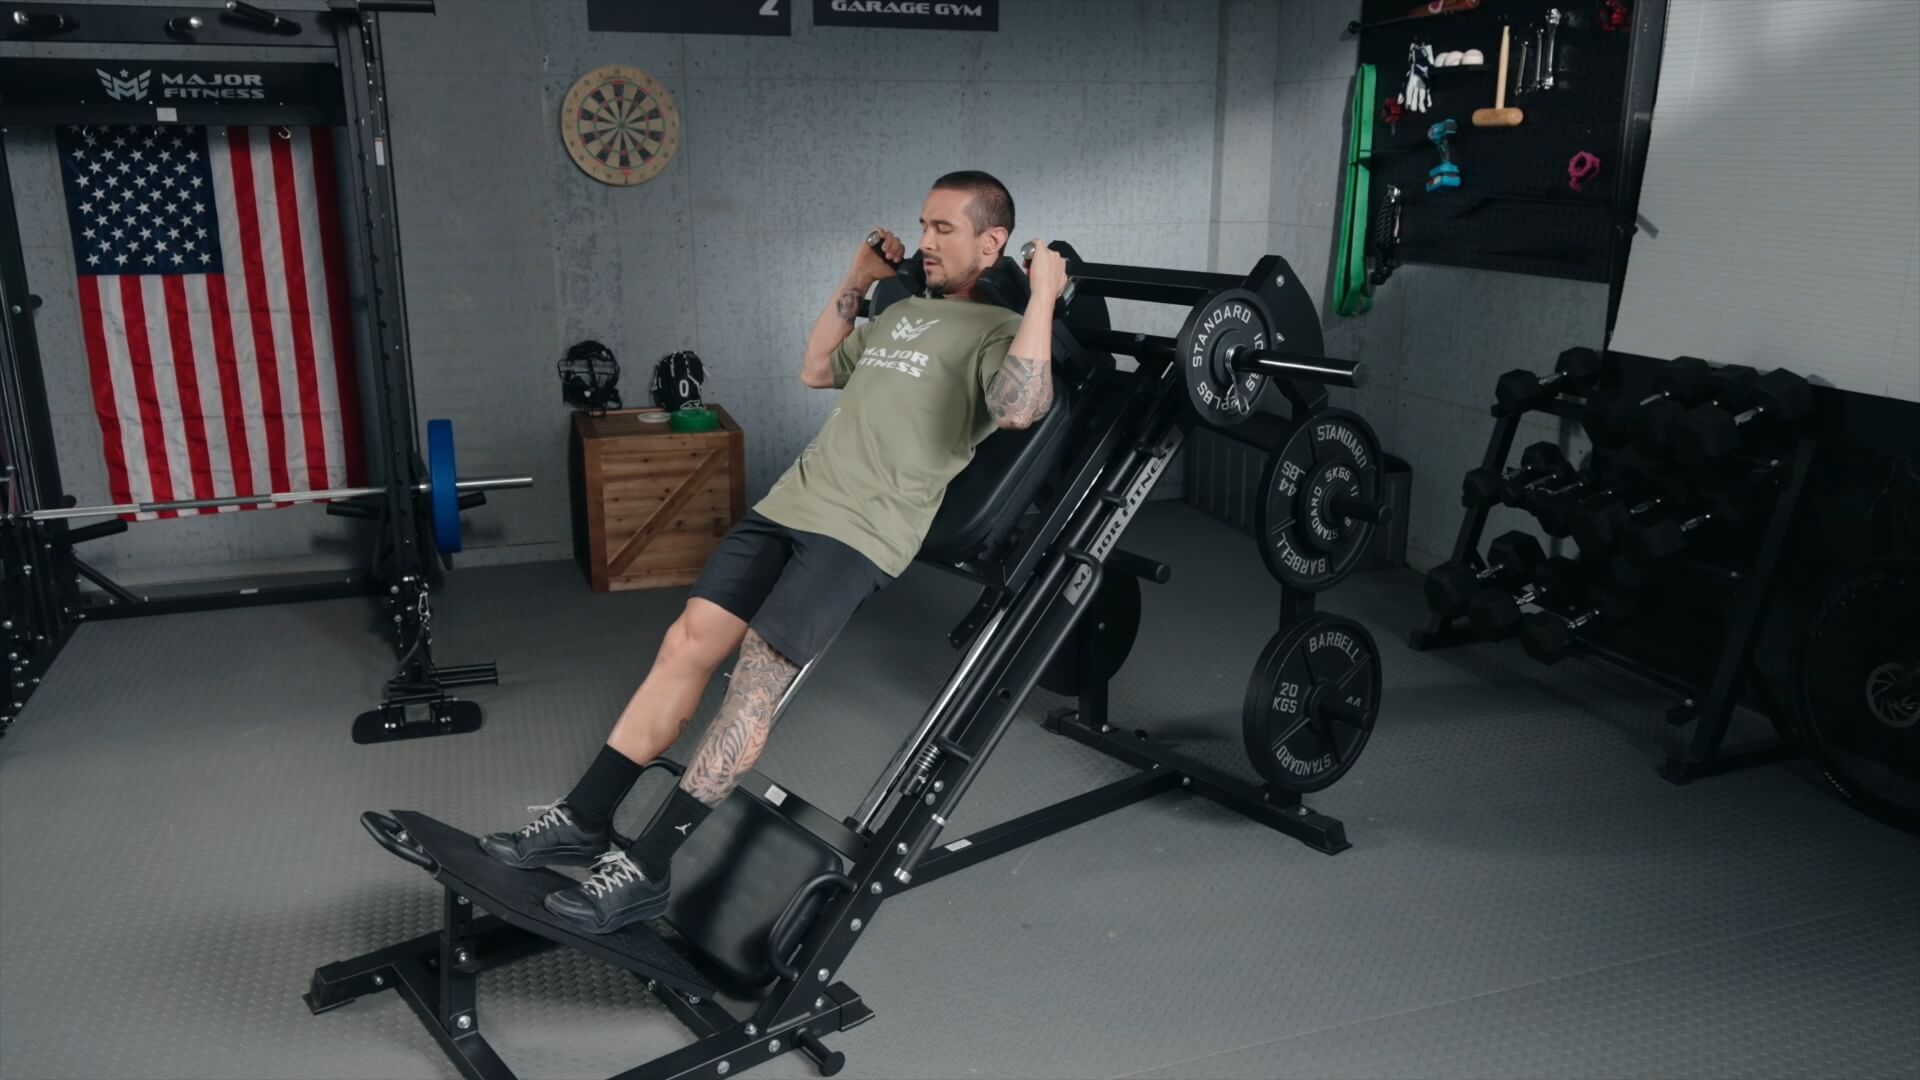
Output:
[1317, 697, 1369, 729]
[1229, 348, 1369, 389]
[1328, 492, 1392, 526]
[25, 474, 531, 522]
[1070, 327, 1367, 389]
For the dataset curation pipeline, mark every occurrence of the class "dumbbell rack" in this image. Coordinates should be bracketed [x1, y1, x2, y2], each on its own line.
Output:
[1410, 389, 1819, 783]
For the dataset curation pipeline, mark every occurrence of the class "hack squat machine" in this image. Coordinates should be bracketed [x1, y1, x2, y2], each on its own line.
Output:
[3, 5, 1399, 1077]
[318, 240, 1394, 1079]
[0, 1, 525, 740]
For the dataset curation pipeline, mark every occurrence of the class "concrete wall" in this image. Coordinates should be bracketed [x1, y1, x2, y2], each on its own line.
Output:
[6, 0, 1613, 585]
[7, 0, 1231, 584]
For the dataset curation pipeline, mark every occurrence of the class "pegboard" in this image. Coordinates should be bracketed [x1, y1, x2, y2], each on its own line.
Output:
[1356, 0, 1639, 282]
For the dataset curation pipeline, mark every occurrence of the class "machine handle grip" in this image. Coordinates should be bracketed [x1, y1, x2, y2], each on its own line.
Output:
[361, 811, 437, 872]
[765, 873, 856, 981]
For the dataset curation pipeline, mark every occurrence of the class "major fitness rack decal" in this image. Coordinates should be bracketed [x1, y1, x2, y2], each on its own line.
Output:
[0, 59, 345, 126]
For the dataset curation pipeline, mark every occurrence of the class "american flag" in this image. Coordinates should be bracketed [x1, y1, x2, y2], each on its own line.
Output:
[57, 124, 364, 519]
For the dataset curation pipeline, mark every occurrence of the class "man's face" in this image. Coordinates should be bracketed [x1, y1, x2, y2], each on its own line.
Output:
[918, 188, 1003, 295]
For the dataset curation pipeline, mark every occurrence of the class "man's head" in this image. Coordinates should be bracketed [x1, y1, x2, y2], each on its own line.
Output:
[919, 171, 1014, 297]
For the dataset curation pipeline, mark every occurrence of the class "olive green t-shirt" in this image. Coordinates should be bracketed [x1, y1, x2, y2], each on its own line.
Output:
[754, 296, 1023, 576]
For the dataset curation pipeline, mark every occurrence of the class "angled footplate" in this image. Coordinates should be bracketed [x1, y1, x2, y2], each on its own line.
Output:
[308, 807, 867, 1079]
[305, 811, 718, 1079]
[393, 811, 714, 993]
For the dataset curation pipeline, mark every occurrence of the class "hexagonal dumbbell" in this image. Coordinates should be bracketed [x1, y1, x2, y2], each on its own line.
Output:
[1622, 484, 1770, 566]
[1531, 466, 1643, 540]
[1672, 368, 1812, 463]
[1607, 552, 1744, 591]
[1460, 442, 1570, 508]
[1517, 585, 1640, 664]
[1500, 449, 1583, 510]
[1567, 462, 1692, 554]
[1631, 364, 1756, 458]
[1424, 531, 1548, 617]
[1580, 356, 1712, 448]
[1494, 347, 1605, 415]
[1466, 556, 1587, 638]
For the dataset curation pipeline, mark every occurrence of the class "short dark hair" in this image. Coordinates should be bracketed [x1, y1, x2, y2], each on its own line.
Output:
[932, 170, 1014, 237]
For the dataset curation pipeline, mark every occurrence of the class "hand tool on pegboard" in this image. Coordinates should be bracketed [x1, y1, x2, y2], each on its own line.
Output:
[1472, 25, 1525, 128]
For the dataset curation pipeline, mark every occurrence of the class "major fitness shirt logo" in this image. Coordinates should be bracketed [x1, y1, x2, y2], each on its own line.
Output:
[889, 315, 939, 342]
[857, 345, 931, 378]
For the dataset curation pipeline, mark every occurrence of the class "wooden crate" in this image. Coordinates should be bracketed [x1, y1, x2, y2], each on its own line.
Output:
[568, 406, 746, 592]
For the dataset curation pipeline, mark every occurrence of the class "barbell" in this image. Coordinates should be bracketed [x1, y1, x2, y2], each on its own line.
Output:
[16, 419, 526, 555]
[1019, 244, 1369, 426]
[1071, 299, 1369, 427]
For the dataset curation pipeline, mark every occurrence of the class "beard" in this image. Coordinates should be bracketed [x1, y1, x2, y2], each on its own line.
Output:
[925, 259, 973, 299]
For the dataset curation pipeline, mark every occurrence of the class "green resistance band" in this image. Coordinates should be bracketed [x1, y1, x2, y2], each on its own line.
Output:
[1334, 63, 1377, 318]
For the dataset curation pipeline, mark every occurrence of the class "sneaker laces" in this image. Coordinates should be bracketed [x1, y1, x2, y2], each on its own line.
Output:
[516, 802, 574, 838]
[581, 849, 645, 898]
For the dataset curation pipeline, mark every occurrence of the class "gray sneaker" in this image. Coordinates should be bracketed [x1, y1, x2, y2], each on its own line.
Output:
[477, 802, 611, 869]
[542, 849, 670, 934]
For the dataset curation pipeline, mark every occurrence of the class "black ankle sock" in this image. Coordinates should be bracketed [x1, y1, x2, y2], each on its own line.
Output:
[627, 788, 713, 881]
[562, 745, 644, 832]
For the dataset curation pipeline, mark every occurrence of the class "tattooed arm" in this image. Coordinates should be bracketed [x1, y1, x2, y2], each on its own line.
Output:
[803, 229, 903, 389]
[985, 240, 1071, 429]
[681, 632, 802, 806]
[984, 303, 1058, 431]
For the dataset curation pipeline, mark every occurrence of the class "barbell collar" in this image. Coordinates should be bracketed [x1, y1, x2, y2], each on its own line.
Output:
[25, 474, 531, 522]
[1229, 348, 1368, 389]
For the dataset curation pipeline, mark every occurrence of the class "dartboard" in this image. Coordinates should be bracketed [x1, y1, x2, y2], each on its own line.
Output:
[560, 65, 681, 186]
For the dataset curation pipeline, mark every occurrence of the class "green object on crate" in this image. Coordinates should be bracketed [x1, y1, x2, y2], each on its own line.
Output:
[1334, 63, 1378, 318]
[669, 407, 720, 433]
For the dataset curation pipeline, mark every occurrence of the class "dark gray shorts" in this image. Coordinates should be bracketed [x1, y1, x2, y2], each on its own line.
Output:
[689, 512, 892, 664]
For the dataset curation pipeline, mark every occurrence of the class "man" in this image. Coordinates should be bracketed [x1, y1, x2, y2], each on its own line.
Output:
[480, 171, 1071, 935]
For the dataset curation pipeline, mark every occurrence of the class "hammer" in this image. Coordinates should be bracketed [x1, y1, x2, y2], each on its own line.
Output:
[1472, 25, 1524, 128]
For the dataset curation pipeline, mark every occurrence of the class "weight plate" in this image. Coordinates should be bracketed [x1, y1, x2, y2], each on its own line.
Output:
[1255, 408, 1384, 592]
[1038, 571, 1142, 696]
[1242, 611, 1381, 793]
[427, 419, 462, 555]
[1793, 558, 1919, 833]
[1177, 287, 1272, 427]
